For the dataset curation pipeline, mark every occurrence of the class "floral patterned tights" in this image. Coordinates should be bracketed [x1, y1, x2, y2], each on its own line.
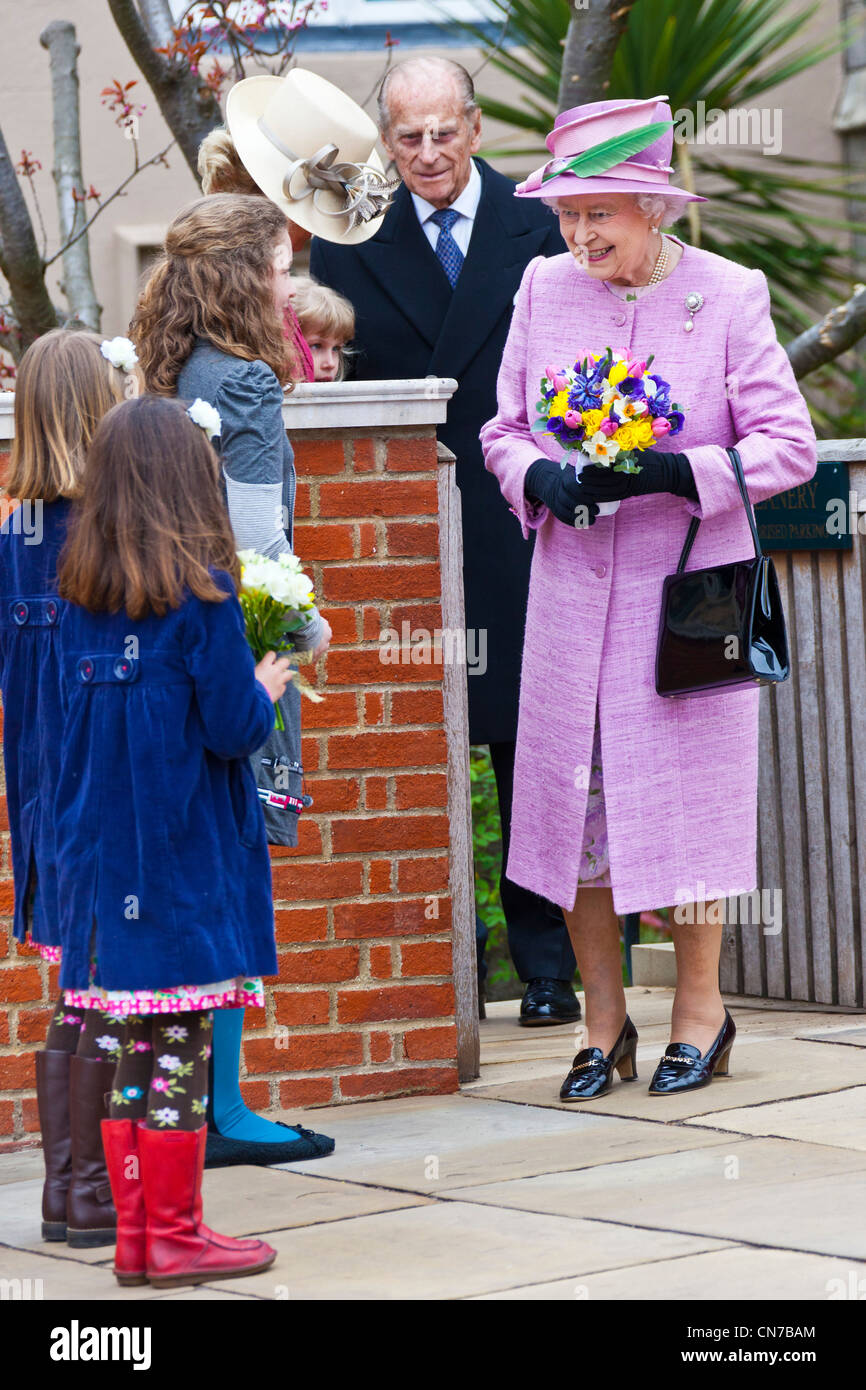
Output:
[109, 1009, 213, 1131]
[45, 996, 125, 1061]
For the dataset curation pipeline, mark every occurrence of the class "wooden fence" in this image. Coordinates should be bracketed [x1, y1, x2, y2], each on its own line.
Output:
[719, 442, 866, 1006]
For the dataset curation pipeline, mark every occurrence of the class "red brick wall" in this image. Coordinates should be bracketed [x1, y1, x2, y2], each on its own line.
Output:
[0, 426, 460, 1144]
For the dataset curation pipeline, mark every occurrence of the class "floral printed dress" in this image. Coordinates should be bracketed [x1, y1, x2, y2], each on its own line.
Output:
[576, 702, 612, 888]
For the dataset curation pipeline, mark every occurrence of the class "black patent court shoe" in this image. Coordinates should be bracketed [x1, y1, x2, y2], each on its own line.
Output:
[648, 1009, 736, 1095]
[559, 1016, 638, 1101]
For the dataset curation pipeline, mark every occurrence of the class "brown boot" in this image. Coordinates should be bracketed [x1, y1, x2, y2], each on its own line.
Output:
[35, 1050, 72, 1242]
[66, 1055, 117, 1248]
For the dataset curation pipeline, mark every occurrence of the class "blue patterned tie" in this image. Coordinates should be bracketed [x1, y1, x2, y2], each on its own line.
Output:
[430, 207, 464, 288]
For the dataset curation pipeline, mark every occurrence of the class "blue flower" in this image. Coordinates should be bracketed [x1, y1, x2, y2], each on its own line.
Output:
[667, 410, 685, 435]
[122, 1086, 143, 1100]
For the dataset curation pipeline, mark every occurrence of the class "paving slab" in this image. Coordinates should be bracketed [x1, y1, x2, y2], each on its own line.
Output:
[469, 1245, 866, 1301]
[213, 1201, 730, 1300]
[0, 1166, 431, 1259]
[439, 1137, 866, 1260]
[470, 1037, 866, 1121]
[797, 1027, 866, 1048]
[687, 1084, 866, 1151]
[0, 1148, 43, 1186]
[280, 1092, 725, 1192]
[0, 1246, 170, 1301]
[201, 1164, 433, 1231]
[0, 1180, 115, 1263]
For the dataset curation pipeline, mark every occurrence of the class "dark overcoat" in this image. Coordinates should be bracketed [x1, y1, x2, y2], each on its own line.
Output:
[310, 156, 564, 743]
[55, 572, 279, 992]
[0, 499, 70, 945]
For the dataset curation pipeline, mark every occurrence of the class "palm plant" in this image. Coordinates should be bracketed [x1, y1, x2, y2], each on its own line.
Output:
[448, 0, 865, 432]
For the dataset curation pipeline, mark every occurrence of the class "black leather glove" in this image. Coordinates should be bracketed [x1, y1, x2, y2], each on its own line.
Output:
[578, 451, 699, 504]
[524, 458, 599, 529]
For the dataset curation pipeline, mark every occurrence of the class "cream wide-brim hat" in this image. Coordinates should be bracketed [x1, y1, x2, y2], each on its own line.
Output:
[226, 69, 395, 246]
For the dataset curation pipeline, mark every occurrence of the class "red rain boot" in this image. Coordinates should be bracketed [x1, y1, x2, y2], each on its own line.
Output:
[101, 1118, 147, 1286]
[137, 1122, 276, 1288]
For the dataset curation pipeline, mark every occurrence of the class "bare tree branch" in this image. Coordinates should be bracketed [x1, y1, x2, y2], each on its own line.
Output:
[558, 0, 638, 109]
[40, 20, 101, 330]
[43, 139, 175, 270]
[0, 127, 57, 357]
[786, 282, 866, 379]
[108, 0, 222, 176]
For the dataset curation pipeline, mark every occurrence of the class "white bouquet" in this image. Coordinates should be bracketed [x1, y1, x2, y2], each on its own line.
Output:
[237, 550, 322, 725]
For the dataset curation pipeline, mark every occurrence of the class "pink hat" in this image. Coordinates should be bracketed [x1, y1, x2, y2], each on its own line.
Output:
[515, 95, 706, 204]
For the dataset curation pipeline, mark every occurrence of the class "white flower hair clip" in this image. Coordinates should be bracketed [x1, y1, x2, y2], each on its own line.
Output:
[100, 336, 138, 372]
[186, 398, 221, 442]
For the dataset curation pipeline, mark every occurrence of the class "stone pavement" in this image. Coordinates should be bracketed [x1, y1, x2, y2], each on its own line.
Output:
[1, 986, 865, 1300]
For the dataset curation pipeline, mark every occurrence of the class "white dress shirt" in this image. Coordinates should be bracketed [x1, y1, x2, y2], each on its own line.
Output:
[410, 157, 482, 258]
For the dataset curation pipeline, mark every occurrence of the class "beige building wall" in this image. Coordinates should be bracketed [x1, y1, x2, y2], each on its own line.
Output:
[0, 0, 849, 340]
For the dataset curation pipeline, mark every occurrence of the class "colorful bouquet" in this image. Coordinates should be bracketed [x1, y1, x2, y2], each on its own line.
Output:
[532, 349, 684, 514]
[237, 550, 323, 728]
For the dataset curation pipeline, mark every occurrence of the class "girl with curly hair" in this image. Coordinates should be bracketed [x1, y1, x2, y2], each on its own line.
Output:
[131, 193, 334, 1169]
[197, 126, 316, 382]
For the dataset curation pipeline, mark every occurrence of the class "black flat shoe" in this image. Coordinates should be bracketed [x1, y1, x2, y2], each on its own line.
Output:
[204, 1122, 335, 1169]
[559, 1016, 638, 1100]
[520, 978, 582, 1027]
[648, 1009, 736, 1095]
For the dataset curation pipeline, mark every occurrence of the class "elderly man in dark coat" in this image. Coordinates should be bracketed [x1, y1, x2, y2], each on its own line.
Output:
[310, 56, 579, 1023]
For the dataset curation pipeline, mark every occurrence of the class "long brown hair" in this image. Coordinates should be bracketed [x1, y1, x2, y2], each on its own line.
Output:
[7, 329, 128, 502]
[59, 396, 241, 619]
[131, 194, 295, 395]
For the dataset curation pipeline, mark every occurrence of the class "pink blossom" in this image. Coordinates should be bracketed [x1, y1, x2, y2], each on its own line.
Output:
[552, 374, 568, 394]
[563, 410, 582, 429]
[150, 1077, 170, 1092]
[599, 417, 618, 437]
[651, 417, 672, 438]
[627, 360, 646, 378]
[544, 363, 559, 382]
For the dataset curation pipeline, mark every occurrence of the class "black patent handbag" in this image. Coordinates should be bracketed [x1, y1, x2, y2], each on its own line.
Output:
[655, 446, 789, 698]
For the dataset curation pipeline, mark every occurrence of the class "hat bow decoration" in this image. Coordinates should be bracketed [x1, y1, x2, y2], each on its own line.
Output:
[257, 121, 399, 232]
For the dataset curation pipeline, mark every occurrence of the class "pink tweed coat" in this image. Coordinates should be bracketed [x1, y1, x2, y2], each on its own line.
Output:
[480, 240, 818, 916]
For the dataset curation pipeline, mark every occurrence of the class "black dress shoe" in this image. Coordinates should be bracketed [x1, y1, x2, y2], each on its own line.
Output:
[648, 1009, 736, 1095]
[559, 1016, 638, 1100]
[204, 1122, 335, 1169]
[519, 978, 582, 1027]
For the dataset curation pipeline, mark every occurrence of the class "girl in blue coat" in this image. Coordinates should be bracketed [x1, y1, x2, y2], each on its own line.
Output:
[0, 329, 127, 1248]
[55, 394, 289, 1288]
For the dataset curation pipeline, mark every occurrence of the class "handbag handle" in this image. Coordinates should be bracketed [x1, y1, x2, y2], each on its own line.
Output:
[676, 446, 764, 574]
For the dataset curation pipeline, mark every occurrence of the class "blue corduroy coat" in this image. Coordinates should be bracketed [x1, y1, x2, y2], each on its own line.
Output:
[55, 571, 279, 992]
[0, 498, 71, 946]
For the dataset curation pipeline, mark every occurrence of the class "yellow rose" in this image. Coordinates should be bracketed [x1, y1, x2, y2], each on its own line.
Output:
[626, 417, 656, 450]
[582, 409, 604, 434]
[613, 422, 641, 452]
[549, 389, 570, 419]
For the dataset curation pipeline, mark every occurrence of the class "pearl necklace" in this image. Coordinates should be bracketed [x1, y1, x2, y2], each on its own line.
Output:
[646, 233, 669, 287]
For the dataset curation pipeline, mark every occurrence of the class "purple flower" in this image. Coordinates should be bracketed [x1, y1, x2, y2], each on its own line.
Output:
[667, 410, 685, 435]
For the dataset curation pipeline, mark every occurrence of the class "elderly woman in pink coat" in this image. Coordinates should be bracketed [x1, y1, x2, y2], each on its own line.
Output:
[480, 95, 817, 1101]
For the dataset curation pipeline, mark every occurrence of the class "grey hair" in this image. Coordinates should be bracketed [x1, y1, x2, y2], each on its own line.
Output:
[541, 191, 685, 226]
[377, 57, 479, 135]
